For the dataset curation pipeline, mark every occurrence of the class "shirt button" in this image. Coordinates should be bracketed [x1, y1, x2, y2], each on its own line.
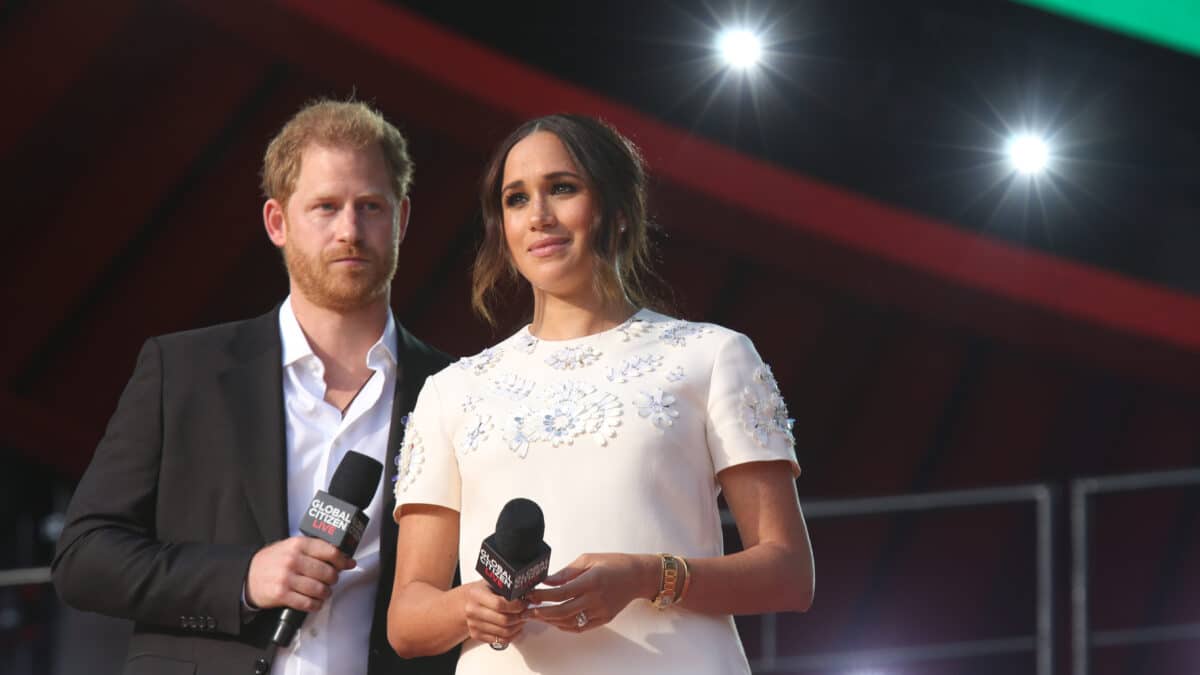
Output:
[308, 627, 319, 637]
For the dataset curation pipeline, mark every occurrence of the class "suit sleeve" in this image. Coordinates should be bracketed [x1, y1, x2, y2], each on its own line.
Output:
[52, 338, 256, 636]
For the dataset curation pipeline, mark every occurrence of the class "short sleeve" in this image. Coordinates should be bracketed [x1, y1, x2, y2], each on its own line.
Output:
[705, 331, 801, 476]
[393, 375, 461, 521]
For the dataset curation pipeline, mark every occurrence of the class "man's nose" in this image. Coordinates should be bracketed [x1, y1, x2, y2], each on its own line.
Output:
[334, 206, 362, 241]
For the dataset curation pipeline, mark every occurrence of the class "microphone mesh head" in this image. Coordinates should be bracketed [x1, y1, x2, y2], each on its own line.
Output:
[494, 498, 545, 563]
[328, 451, 383, 510]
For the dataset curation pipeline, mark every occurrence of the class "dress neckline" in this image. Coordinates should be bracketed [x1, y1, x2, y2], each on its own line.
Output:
[518, 307, 654, 346]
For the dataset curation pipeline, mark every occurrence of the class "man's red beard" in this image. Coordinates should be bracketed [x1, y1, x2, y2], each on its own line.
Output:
[283, 240, 398, 312]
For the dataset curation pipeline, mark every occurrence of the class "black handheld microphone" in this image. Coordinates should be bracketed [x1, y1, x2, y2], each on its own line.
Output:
[476, 498, 552, 650]
[256, 451, 382, 673]
[476, 498, 552, 601]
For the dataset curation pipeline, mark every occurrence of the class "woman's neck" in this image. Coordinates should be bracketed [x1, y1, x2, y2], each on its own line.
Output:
[528, 291, 636, 341]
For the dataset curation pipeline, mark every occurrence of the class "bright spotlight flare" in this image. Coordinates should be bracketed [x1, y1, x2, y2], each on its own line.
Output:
[718, 29, 762, 69]
[1007, 134, 1050, 175]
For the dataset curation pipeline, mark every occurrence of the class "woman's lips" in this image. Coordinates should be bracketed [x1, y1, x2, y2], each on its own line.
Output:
[528, 237, 570, 258]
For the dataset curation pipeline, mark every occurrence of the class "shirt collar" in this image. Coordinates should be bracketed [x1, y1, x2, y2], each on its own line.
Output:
[279, 296, 398, 370]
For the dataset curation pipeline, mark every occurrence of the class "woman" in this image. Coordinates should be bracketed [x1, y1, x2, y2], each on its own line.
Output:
[387, 114, 813, 674]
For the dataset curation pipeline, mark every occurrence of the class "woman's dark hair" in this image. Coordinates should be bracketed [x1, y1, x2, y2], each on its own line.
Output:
[472, 114, 663, 325]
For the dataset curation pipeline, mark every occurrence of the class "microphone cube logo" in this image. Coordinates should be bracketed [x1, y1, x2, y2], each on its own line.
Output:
[476, 539, 552, 600]
[477, 544, 515, 594]
[300, 490, 368, 554]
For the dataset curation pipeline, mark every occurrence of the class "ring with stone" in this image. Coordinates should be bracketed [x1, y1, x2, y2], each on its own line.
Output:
[576, 611, 589, 629]
[490, 638, 507, 650]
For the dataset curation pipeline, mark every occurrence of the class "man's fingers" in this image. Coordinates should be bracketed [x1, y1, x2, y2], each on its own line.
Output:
[298, 538, 356, 569]
[283, 590, 324, 614]
[290, 573, 333, 601]
[247, 536, 353, 609]
[294, 556, 340, 586]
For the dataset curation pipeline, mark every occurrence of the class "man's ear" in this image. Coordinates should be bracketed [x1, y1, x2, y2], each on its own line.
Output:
[396, 197, 412, 245]
[263, 198, 287, 248]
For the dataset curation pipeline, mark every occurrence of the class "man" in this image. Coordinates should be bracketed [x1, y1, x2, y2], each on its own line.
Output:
[53, 100, 458, 675]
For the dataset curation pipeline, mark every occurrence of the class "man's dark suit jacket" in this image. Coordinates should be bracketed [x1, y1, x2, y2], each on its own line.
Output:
[53, 307, 459, 675]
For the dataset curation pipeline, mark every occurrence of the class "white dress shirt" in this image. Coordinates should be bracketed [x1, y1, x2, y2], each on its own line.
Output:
[271, 297, 397, 675]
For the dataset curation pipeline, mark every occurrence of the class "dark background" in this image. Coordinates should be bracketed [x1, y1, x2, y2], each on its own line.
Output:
[2, 1, 1198, 673]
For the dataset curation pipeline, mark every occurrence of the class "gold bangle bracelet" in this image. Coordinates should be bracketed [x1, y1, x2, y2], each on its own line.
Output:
[675, 555, 691, 603]
[652, 553, 680, 609]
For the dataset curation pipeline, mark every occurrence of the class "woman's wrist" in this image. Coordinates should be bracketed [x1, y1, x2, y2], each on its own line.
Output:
[635, 554, 662, 602]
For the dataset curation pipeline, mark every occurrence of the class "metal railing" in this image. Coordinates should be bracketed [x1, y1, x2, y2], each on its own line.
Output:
[10, 468, 1197, 675]
[1071, 467, 1200, 675]
[725, 483, 1054, 675]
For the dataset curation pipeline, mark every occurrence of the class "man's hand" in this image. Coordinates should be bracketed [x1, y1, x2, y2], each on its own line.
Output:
[245, 537, 356, 613]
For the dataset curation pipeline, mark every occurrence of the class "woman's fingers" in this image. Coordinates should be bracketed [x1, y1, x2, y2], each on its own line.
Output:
[529, 597, 608, 632]
[528, 553, 657, 633]
[542, 560, 589, 586]
[465, 580, 528, 643]
[526, 581, 579, 605]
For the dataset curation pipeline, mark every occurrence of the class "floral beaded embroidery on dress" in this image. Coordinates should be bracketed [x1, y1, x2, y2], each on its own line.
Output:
[740, 364, 796, 447]
[545, 345, 603, 370]
[503, 381, 624, 455]
[398, 310, 797, 498]
[456, 346, 504, 375]
[393, 419, 426, 497]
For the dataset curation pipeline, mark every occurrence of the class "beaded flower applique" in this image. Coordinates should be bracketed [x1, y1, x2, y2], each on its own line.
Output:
[456, 347, 504, 375]
[606, 354, 663, 384]
[393, 415, 426, 496]
[460, 413, 493, 454]
[740, 364, 795, 447]
[615, 316, 653, 342]
[491, 373, 536, 400]
[391, 413, 411, 485]
[635, 388, 679, 430]
[658, 321, 711, 347]
[545, 345, 602, 370]
[503, 381, 623, 457]
[515, 332, 539, 354]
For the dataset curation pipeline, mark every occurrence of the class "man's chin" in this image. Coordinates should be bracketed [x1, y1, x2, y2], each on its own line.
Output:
[303, 281, 389, 312]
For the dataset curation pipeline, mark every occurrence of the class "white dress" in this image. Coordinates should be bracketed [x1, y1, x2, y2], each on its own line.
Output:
[393, 309, 799, 675]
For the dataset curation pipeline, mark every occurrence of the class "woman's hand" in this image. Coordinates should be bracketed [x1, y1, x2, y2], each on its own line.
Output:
[525, 553, 658, 632]
[464, 580, 528, 647]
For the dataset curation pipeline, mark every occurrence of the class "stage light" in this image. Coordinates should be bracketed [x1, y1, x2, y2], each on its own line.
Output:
[718, 29, 762, 69]
[1007, 134, 1050, 174]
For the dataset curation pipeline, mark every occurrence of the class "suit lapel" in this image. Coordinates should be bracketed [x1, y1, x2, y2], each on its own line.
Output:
[219, 309, 289, 543]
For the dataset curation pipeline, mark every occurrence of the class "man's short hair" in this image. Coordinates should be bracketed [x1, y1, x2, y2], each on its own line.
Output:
[261, 99, 413, 206]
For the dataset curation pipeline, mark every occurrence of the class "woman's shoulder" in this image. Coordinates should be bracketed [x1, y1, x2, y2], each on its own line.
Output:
[631, 309, 748, 351]
[432, 328, 534, 386]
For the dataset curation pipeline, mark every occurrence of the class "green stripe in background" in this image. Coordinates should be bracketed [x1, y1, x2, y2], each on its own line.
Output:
[1014, 0, 1200, 57]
